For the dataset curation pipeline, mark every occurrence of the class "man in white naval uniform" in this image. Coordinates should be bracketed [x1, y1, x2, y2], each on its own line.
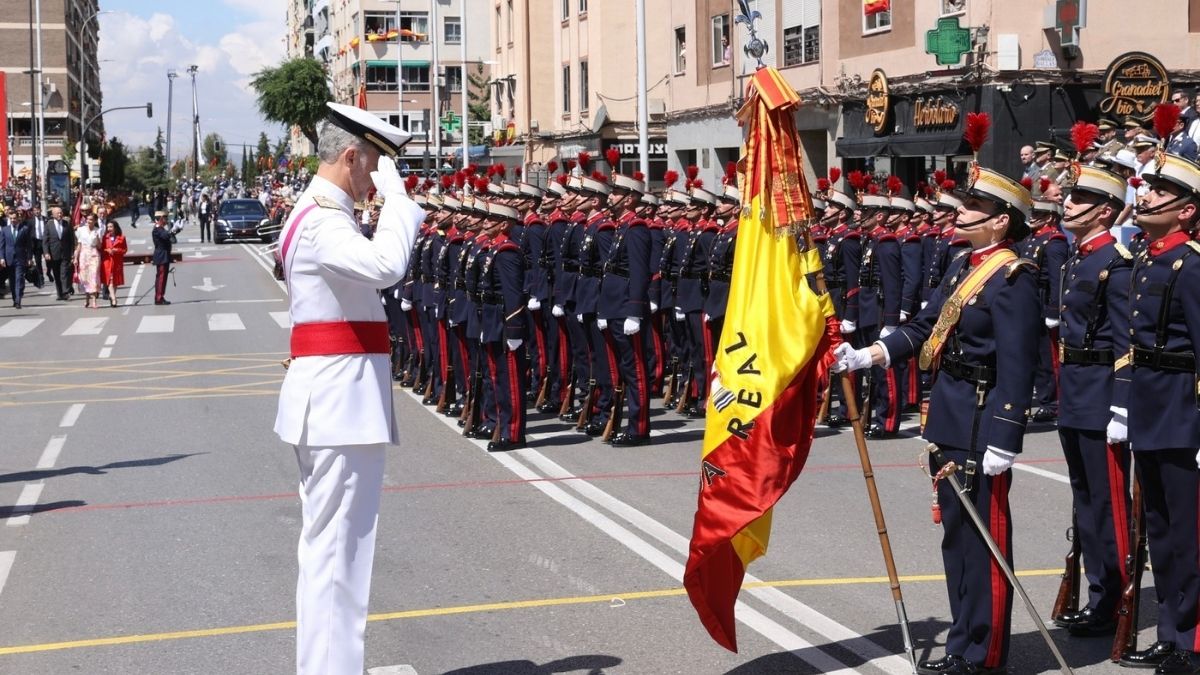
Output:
[274, 103, 424, 675]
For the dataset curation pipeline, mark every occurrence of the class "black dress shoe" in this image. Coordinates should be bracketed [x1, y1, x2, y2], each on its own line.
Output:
[1155, 649, 1200, 674]
[444, 403, 464, 417]
[1121, 641, 1176, 668]
[154, 299, 171, 305]
[557, 409, 578, 423]
[421, 394, 436, 406]
[609, 432, 650, 447]
[917, 654, 1004, 675]
[1052, 606, 1088, 628]
[825, 414, 849, 428]
[583, 420, 604, 436]
[536, 401, 559, 414]
[12, 303, 20, 309]
[487, 438, 527, 453]
[466, 426, 495, 440]
[1065, 607, 1117, 637]
[865, 424, 888, 438]
[683, 404, 706, 418]
[1032, 407, 1058, 423]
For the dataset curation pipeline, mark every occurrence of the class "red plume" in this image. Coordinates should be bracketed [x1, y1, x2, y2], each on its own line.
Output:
[664, 169, 679, 188]
[404, 175, 419, 192]
[685, 165, 699, 181]
[555, 174, 569, 186]
[546, 160, 559, 174]
[1070, 121, 1100, 155]
[422, 178, 435, 191]
[1154, 103, 1181, 141]
[514, 167, 522, 179]
[691, 178, 704, 189]
[441, 175, 453, 190]
[1020, 177, 1033, 191]
[916, 181, 930, 197]
[867, 183, 879, 195]
[632, 170, 645, 181]
[466, 163, 479, 175]
[817, 178, 831, 192]
[1039, 177, 1052, 194]
[933, 169, 947, 185]
[828, 167, 841, 184]
[577, 152, 591, 171]
[566, 159, 577, 172]
[454, 172, 467, 188]
[606, 148, 621, 170]
[847, 170, 867, 192]
[1129, 176, 1143, 189]
[723, 161, 737, 185]
[887, 175, 904, 196]
[486, 165, 497, 177]
[964, 112, 991, 154]
[589, 170, 606, 183]
[940, 179, 957, 191]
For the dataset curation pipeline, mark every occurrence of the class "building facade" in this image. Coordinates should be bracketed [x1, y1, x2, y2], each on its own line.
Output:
[0, 0, 103, 182]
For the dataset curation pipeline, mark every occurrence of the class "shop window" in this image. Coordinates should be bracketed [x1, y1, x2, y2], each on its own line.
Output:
[674, 26, 686, 74]
[402, 112, 429, 141]
[444, 17, 461, 44]
[863, 2, 892, 34]
[783, 25, 820, 66]
[365, 64, 398, 92]
[579, 60, 589, 113]
[711, 14, 731, 67]
[402, 65, 430, 92]
[941, 0, 966, 15]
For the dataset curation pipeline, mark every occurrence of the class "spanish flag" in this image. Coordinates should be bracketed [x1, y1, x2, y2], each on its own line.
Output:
[683, 67, 837, 652]
[864, 0, 890, 15]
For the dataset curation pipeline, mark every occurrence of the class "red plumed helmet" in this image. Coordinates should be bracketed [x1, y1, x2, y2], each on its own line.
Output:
[577, 152, 591, 171]
[591, 170, 608, 183]
[555, 174, 569, 186]
[515, 167, 523, 179]
[691, 178, 704, 189]
[1020, 176, 1034, 190]
[723, 161, 737, 185]
[1070, 121, 1100, 155]
[933, 169, 947, 185]
[1039, 177, 1052, 194]
[441, 175, 453, 190]
[422, 178, 435, 191]
[941, 179, 957, 191]
[964, 112, 991, 154]
[405, 175, 419, 192]
[546, 160, 559, 174]
[454, 172, 467, 188]
[606, 148, 621, 170]
[1129, 176, 1143, 189]
[466, 163, 479, 175]
[566, 159, 577, 171]
[887, 175, 904, 196]
[474, 177, 490, 193]
[829, 167, 841, 184]
[685, 165, 699, 180]
[817, 178, 831, 192]
[663, 170, 679, 188]
[867, 183, 879, 195]
[632, 170, 645, 181]
[1154, 103, 1181, 141]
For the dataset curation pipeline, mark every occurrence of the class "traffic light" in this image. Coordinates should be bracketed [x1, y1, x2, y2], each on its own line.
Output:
[145, 102, 153, 118]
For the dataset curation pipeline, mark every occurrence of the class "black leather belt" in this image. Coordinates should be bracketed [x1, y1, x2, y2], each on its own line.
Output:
[1132, 346, 1196, 373]
[580, 266, 602, 278]
[939, 356, 996, 386]
[481, 292, 503, 305]
[1060, 345, 1114, 365]
[605, 267, 629, 278]
[710, 271, 731, 282]
[681, 271, 705, 279]
[562, 261, 579, 272]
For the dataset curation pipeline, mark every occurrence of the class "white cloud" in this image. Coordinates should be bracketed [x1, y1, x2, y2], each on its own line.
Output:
[98, 6, 287, 158]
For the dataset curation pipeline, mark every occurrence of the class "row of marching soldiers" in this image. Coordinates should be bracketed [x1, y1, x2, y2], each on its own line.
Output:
[376, 150, 742, 451]
[830, 108, 1200, 674]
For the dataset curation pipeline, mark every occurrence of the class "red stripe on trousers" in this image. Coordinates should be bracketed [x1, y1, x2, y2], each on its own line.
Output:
[1048, 329, 1060, 389]
[486, 348, 501, 421]
[558, 318, 571, 403]
[633, 332, 649, 434]
[986, 472, 1011, 668]
[1106, 443, 1131, 608]
[533, 310, 547, 380]
[438, 322, 449, 383]
[410, 310, 424, 351]
[604, 327, 620, 388]
[885, 369, 899, 432]
[651, 315, 664, 384]
[908, 356, 919, 403]
[507, 349, 522, 441]
[702, 319, 715, 395]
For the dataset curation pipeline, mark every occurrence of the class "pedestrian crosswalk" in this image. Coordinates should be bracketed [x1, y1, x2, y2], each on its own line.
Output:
[0, 311, 292, 339]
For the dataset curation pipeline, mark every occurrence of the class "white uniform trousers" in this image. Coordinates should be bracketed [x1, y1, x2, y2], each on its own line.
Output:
[294, 443, 386, 675]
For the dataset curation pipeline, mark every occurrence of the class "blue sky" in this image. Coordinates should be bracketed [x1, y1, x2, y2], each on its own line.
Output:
[98, 0, 288, 157]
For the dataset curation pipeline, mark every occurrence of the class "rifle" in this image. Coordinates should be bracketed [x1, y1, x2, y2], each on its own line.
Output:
[1051, 511, 1082, 624]
[603, 384, 626, 442]
[576, 379, 597, 430]
[1112, 476, 1146, 662]
[818, 379, 833, 423]
[436, 363, 454, 414]
[534, 367, 551, 409]
[663, 357, 679, 405]
[461, 354, 485, 436]
[675, 369, 692, 413]
[558, 371, 576, 418]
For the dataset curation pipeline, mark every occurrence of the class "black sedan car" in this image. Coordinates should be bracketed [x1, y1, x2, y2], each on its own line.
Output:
[214, 199, 270, 244]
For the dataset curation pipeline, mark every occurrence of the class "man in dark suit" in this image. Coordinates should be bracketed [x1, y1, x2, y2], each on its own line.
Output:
[43, 206, 74, 300]
[152, 210, 173, 305]
[27, 208, 45, 289]
[0, 215, 14, 302]
[7, 215, 31, 308]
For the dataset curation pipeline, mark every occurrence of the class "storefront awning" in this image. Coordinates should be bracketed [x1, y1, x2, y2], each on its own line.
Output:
[837, 133, 968, 158]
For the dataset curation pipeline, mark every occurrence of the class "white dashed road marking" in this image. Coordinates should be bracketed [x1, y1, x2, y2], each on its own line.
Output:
[62, 318, 108, 336]
[136, 315, 175, 333]
[0, 318, 44, 337]
[207, 313, 246, 331]
[59, 404, 85, 428]
[6, 483, 45, 527]
[36, 436, 67, 469]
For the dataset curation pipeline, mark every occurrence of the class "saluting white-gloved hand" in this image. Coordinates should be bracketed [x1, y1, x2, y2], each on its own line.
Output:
[551, 304, 565, 318]
[982, 447, 1016, 476]
[1045, 318, 1060, 330]
[623, 317, 641, 335]
[369, 156, 407, 198]
[833, 342, 873, 373]
[1107, 406, 1129, 444]
[506, 338, 523, 351]
[840, 319, 857, 334]
[400, 299, 413, 311]
[527, 297, 542, 311]
[597, 318, 609, 331]
[921, 301, 928, 310]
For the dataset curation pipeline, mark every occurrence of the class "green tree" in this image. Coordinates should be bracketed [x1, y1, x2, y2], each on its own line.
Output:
[251, 57, 331, 148]
[202, 132, 227, 167]
[467, 63, 491, 146]
[61, 142, 77, 174]
[98, 138, 127, 189]
[273, 136, 289, 159]
[124, 128, 169, 193]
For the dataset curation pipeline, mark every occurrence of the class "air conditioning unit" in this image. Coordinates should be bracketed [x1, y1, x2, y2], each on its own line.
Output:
[530, 119, 539, 131]
[648, 98, 666, 120]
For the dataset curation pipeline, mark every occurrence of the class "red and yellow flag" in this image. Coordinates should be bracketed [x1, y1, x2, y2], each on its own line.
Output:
[864, 0, 891, 16]
[683, 67, 837, 653]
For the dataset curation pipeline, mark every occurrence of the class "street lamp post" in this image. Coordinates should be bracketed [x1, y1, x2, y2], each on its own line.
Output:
[32, 0, 46, 211]
[77, 10, 111, 186]
[80, 103, 153, 185]
[188, 65, 199, 182]
[165, 70, 178, 181]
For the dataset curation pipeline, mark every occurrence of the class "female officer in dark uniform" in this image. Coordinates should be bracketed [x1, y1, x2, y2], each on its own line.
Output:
[836, 167, 1041, 675]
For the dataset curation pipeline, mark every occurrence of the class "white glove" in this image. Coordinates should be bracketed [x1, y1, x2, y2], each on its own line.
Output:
[623, 317, 641, 335]
[506, 338, 523, 351]
[393, 289, 401, 300]
[380, 294, 387, 306]
[833, 342, 874, 373]
[881, 325, 897, 338]
[674, 310, 685, 321]
[528, 297, 541, 311]
[552, 304, 565, 318]
[1107, 406, 1129, 444]
[433, 306, 440, 319]
[840, 319, 857, 334]
[982, 447, 1016, 476]
[921, 301, 928, 310]
[900, 311, 909, 323]
[1045, 318, 1060, 329]
[369, 156, 407, 197]
[597, 318, 609, 331]
[703, 313, 712, 323]
[400, 299, 413, 311]
[650, 302, 659, 313]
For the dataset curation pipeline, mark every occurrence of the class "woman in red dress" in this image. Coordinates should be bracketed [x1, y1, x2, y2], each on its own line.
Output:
[100, 221, 127, 307]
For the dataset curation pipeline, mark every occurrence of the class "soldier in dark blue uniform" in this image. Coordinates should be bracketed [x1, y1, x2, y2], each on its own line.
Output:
[572, 176, 616, 435]
[514, 183, 549, 405]
[1019, 199, 1070, 422]
[837, 166, 1040, 675]
[817, 188, 860, 427]
[479, 203, 529, 452]
[659, 188, 692, 408]
[462, 192, 497, 438]
[436, 196, 471, 416]
[1048, 166, 1134, 639]
[598, 171, 653, 445]
[676, 186, 720, 418]
[421, 199, 451, 406]
[1112, 153, 1200, 673]
[703, 184, 741, 381]
[857, 191, 904, 437]
[640, 192, 666, 397]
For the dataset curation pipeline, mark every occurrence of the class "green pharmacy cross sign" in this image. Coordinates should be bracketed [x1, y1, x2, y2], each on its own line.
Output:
[440, 110, 462, 134]
[925, 16, 972, 66]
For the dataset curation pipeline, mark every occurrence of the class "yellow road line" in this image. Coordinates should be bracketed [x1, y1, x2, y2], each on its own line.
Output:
[0, 569, 1062, 656]
[0, 390, 278, 408]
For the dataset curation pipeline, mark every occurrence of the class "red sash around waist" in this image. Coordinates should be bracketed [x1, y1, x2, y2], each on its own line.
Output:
[290, 321, 391, 358]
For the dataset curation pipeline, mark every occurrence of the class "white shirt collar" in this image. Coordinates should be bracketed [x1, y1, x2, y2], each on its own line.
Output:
[1077, 230, 1108, 248]
[309, 175, 354, 213]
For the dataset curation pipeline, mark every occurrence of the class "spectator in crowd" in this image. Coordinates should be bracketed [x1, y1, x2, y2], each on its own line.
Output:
[73, 212, 103, 309]
[101, 221, 128, 308]
[1020, 145, 1037, 182]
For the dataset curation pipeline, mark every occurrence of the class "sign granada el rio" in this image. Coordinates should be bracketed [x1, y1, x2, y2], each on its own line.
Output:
[1099, 52, 1169, 122]
[865, 69, 890, 135]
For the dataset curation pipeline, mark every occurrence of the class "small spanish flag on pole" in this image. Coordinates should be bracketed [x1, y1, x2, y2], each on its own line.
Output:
[683, 66, 837, 652]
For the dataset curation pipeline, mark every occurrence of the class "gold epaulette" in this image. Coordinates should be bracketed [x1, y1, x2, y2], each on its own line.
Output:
[1187, 241, 1200, 255]
[313, 195, 341, 210]
[1006, 258, 1038, 279]
[1113, 242, 1132, 260]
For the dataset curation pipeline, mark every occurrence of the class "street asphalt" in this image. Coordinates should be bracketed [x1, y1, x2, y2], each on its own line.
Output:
[0, 213, 1155, 674]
